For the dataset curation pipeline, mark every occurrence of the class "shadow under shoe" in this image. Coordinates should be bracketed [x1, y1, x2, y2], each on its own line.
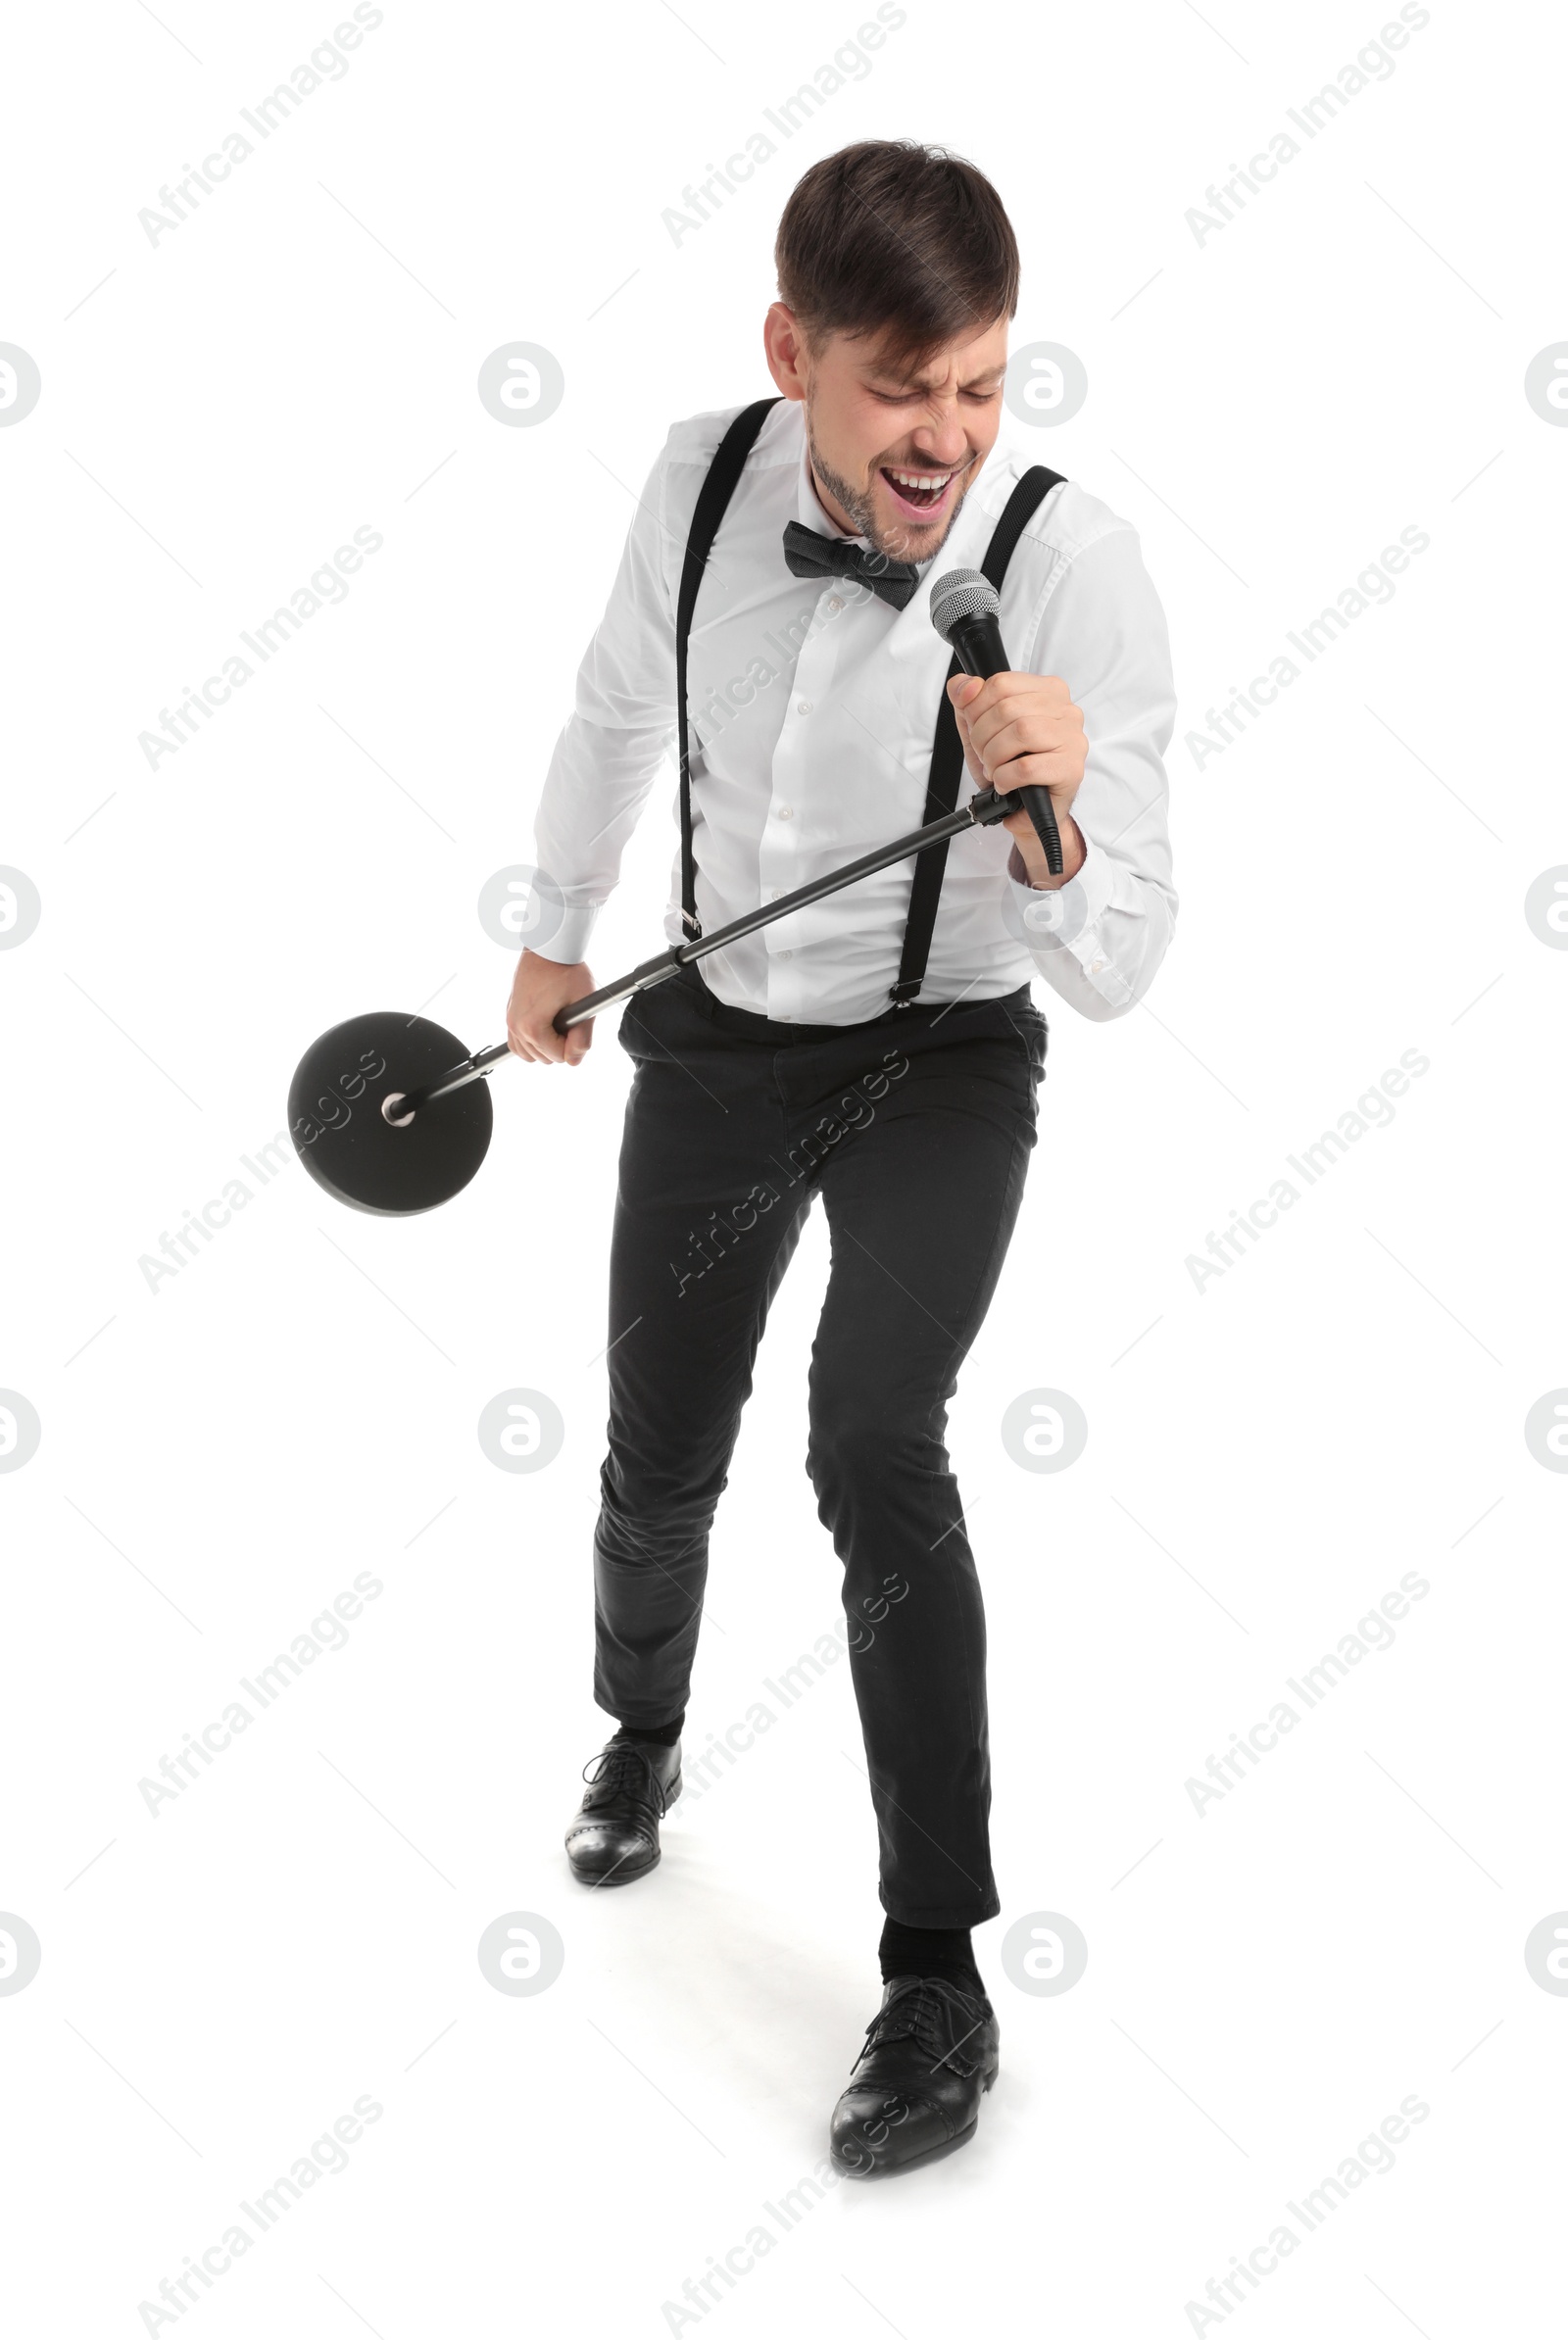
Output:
[564, 1735, 682, 1887]
[828, 1974, 1001, 2177]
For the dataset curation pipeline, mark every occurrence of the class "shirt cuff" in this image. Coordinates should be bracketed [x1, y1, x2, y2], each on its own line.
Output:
[530, 899, 600, 965]
[1006, 835, 1131, 1001]
[1007, 832, 1114, 930]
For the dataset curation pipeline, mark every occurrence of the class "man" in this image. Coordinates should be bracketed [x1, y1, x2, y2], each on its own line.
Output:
[508, 139, 1176, 2174]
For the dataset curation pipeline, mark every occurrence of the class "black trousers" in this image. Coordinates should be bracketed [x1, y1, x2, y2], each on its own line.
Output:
[592, 963, 1046, 1926]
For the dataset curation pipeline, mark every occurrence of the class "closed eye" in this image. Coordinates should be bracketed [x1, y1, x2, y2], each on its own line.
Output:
[869, 386, 1003, 406]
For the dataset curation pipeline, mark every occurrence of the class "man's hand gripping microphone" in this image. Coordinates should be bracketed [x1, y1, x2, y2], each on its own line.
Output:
[929, 569, 1065, 877]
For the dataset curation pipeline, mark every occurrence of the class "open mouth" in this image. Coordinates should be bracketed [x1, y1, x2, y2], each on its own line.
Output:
[880, 463, 962, 521]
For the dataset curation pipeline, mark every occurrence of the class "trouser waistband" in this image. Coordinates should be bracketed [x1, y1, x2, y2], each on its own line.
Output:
[674, 959, 1030, 1048]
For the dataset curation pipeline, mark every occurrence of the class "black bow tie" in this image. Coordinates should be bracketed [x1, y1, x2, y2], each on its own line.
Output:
[781, 520, 922, 611]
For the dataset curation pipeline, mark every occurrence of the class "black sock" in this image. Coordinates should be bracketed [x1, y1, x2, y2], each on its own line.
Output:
[879, 1917, 985, 1997]
[612, 1714, 684, 1748]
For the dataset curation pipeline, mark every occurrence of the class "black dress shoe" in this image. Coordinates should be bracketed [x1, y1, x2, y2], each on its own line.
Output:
[828, 1974, 1000, 2176]
[564, 1735, 681, 1886]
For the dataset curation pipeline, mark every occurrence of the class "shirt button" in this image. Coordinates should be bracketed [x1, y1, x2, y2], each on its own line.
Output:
[769, 888, 782, 901]
[797, 699, 812, 715]
[776, 805, 793, 819]
[826, 596, 843, 612]
[780, 949, 794, 960]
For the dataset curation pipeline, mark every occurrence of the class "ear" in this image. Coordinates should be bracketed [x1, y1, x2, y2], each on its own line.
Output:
[762, 303, 809, 402]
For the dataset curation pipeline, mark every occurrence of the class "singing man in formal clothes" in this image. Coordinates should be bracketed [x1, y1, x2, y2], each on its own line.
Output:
[508, 139, 1177, 2174]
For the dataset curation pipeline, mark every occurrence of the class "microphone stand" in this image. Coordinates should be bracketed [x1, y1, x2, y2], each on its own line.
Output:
[392, 782, 1028, 1120]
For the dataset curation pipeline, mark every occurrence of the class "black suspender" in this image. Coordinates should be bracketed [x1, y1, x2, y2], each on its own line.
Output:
[673, 405, 1063, 994]
[889, 463, 1065, 1005]
[675, 395, 782, 936]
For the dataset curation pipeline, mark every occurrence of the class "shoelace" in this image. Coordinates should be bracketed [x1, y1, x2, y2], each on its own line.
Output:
[579, 1742, 671, 1823]
[859, 1978, 988, 2074]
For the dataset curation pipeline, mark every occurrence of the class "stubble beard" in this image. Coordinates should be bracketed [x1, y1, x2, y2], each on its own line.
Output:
[806, 429, 972, 565]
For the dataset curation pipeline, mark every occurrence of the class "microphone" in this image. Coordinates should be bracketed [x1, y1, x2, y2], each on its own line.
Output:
[929, 568, 1064, 876]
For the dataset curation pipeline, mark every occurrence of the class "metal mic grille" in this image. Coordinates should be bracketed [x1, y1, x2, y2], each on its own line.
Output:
[930, 567, 1001, 645]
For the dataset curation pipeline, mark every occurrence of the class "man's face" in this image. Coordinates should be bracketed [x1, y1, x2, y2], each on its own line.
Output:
[764, 308, 1009, 561]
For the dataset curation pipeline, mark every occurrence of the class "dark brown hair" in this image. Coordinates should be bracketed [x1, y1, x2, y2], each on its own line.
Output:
[774, 140, 1019, 370]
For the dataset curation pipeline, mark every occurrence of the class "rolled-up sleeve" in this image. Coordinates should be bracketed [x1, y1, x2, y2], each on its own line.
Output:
[1003, 524, 1178, 1021]
[529, 440, 680, 964]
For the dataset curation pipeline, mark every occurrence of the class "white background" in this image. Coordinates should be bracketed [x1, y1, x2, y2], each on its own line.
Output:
[2, 1, 1563, 2331]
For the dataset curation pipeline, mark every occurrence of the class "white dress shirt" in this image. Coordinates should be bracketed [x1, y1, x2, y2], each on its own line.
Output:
[531, 397, 1177, 1024]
